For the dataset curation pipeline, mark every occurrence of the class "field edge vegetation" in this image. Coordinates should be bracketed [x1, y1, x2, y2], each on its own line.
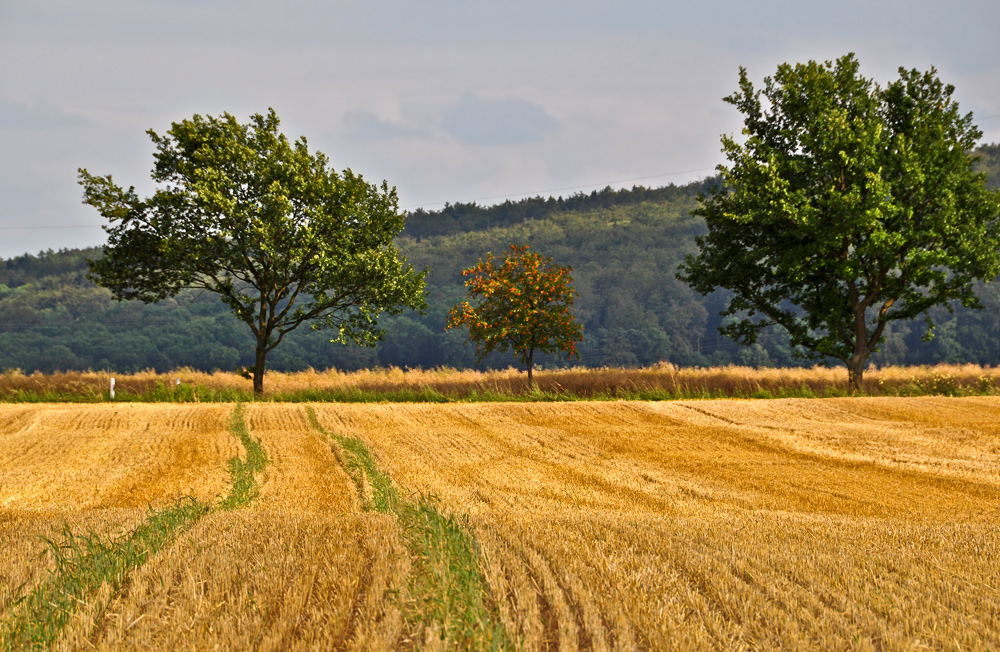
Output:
[2, 363, 1000, 403]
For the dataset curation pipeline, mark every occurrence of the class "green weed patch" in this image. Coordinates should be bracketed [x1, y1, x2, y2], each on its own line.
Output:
[218, 402, 269, 510]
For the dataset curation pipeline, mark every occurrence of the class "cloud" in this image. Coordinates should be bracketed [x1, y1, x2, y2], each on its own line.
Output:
[0, 97, 86, 129]
[343, 94, 558, 147]
[440, 94, 556, 146]
[343, 110, 433, 142]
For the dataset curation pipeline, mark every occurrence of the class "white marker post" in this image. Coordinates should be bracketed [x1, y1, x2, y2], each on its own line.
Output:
[109, 377, 115, 400]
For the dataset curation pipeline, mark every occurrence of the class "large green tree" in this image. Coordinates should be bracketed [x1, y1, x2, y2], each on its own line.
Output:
[679, 54, 1000, 392]
[80, 109, 425, 394]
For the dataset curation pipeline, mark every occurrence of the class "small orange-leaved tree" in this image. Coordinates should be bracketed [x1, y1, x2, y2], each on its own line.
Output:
[447, 244, 583, 389]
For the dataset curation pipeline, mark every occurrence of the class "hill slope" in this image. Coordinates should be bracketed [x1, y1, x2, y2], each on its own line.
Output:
[1, 145, 998, 374]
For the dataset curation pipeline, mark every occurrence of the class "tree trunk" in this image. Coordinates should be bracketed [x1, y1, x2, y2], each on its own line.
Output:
[252, 336, 268, 396]
[525, 348, 535, 391]
[845, 292, 881, 396]
[845, 354, 867, 395]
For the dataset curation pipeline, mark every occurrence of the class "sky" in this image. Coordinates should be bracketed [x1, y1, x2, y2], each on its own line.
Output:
[1, 0, 998, 258]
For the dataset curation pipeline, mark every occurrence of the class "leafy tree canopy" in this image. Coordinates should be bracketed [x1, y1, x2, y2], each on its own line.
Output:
[79, 109, 426, 393]
[679, 54, 1000, 392]
[447, 244, 582, 387]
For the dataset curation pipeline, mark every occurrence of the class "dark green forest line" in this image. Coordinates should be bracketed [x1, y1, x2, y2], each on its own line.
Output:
[1, 144, 998, 374]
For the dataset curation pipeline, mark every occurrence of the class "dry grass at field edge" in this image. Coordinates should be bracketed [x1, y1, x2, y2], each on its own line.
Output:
[1, 363, 998, 401]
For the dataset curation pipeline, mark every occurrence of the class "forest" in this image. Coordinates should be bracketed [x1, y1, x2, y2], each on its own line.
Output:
[0, 144, 998, 375]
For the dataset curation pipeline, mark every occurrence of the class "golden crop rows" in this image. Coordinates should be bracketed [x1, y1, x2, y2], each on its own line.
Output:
[26, 404, 407, 651]
[68, 511, 408, 651]
[2, 398, 998, 650]
[0, 404, 237, 621]
[314, 398, 1000, 651]
[0, 404, 237, 511]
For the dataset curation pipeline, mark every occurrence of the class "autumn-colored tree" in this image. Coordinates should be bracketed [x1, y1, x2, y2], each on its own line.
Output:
[447, 245, 582, 389]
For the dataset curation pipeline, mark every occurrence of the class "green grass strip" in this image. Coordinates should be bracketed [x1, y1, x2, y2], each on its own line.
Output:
[0, 497, 208, 651]
[306, 406, 510, 651]
[1, 402, 269, 650]
[218, 401, 269, 510]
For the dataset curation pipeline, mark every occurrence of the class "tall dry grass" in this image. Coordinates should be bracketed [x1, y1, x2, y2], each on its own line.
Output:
[2, 362, 1000, 400]
[313, 398, 1000, 651]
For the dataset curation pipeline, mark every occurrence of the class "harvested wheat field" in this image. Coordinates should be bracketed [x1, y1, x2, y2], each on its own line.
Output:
[39, 404, 408, 652]
[2, 398, 999, 650]
[315, 397, 1000, 651]
[0, 404, 237, 621]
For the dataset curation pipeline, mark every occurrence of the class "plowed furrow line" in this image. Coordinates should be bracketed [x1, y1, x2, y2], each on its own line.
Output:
[499, 534, 579, 652]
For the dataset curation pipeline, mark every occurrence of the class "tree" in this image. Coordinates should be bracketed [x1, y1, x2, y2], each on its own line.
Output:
[679, 54, 1000, 393]
[80, 109, 426, 394]
[447, 244, 582, 388]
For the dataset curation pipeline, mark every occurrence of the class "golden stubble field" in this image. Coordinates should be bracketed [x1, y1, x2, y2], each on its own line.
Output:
[2, 397, 999, 651]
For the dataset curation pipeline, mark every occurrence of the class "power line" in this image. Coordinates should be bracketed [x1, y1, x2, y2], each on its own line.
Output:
[0, 167, 720, 232]
[0, 225, 104, 231]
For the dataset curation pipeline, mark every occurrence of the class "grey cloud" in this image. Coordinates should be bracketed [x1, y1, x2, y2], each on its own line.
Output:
[343, 111, 433, 142]
[441, 94, 556, 146]
[0, 98, 86, 129]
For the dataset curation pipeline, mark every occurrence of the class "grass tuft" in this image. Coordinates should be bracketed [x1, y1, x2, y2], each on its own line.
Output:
[218, 402, 269, 510]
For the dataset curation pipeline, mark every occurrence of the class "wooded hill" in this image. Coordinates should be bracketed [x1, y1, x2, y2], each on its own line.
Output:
[1, 145, 998, 374]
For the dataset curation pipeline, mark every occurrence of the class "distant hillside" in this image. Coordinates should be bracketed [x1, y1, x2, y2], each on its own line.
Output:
[1, 145, 999, 374]
[402, 180, 718, 240]
[0, 182, 727, 373]
[975, 142, 1000, 189]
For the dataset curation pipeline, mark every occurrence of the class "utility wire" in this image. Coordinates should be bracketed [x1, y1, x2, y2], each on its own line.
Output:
[0, 225, 104, 231]
[0, 166, 719, 231]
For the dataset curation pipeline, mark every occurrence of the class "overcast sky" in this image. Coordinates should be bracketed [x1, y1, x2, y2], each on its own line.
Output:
[1, 0, 998, 258]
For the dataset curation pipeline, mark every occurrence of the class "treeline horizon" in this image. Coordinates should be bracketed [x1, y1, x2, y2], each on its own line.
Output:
[1, 143, 998, 375]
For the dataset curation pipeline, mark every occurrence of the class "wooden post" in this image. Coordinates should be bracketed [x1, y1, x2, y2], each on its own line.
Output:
[109, 377, 115, 399]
